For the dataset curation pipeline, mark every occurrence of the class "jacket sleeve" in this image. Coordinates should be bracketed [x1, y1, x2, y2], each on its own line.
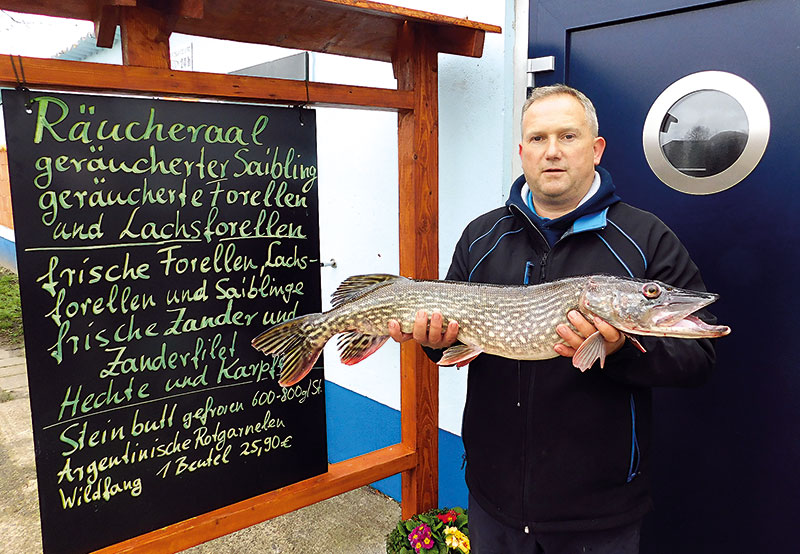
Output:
[602, 221, 718, 388]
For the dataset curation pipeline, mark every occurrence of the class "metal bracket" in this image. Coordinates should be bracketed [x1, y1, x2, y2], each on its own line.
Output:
[527, 56, 555, 87]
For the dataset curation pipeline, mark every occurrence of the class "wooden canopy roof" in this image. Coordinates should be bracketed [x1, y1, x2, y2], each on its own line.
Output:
[0, 0, 500, 62]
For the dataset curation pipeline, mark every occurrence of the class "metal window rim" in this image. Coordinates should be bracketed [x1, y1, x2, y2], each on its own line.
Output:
[642, 70, 770, 195]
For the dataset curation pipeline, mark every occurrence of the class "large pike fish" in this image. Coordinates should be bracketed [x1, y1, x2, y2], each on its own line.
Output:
[252, 274, 730, 387]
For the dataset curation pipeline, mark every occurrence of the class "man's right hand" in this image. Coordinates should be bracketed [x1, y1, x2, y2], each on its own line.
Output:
[387, 310, 459, 349]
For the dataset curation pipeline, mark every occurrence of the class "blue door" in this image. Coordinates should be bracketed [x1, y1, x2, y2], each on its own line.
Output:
[529, 1, 798, 551]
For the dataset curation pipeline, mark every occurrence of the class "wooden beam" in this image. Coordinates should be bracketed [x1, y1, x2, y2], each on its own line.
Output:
[93, 1, 134, 49]
[174, 0, 204, 19]
[394, 21, 440, 520]
[434, 23, 488, 59]
[120, 4, 172, 68]
[92, 1, 202, 50]
[93, 444, 416, 552]
[94, 6, 120, 49]
[0, 55, 414, 111]
[315, 0, 497, 57]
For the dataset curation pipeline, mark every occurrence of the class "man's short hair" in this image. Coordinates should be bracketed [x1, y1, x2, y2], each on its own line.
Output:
[522, 84, 599, 137]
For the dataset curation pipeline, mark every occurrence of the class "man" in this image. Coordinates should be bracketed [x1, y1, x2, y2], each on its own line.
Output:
[388, 84, 717, 553]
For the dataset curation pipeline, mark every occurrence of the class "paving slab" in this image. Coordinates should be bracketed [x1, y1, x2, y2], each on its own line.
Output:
[0, 395, 41, 553]
[0, 346, 25, 359]
[0, 355, 26, 367]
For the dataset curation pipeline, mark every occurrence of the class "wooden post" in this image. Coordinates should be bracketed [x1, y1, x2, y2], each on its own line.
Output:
[394, 22, 440, 519]
[120, 4, 172, 68]
[0, 149, 12, 229]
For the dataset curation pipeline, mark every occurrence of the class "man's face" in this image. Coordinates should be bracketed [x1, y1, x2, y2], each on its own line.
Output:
[519, 94, 606, 217]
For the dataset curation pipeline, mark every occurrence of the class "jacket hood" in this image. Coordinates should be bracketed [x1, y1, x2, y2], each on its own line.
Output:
[506, 165, 622, 236]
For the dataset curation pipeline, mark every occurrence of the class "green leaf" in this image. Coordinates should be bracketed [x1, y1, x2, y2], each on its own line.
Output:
[405, 520, 418, 532]
[386, 529, 402, 552]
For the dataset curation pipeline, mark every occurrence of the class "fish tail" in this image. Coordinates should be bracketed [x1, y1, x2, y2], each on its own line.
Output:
[251, 314, 325, 387]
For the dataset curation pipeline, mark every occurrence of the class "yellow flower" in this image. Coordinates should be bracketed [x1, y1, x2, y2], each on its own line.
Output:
[444, 526, 470, 553]
[445, 533, 460, 549]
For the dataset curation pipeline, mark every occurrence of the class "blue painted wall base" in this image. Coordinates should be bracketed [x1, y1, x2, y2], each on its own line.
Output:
[325, 380, 469, 510]
[0, 230, 16, 273]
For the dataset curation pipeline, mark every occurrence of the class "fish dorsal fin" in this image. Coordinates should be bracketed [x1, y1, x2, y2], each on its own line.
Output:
[337, 332, 390, 365]
[331, 274, 407, 308]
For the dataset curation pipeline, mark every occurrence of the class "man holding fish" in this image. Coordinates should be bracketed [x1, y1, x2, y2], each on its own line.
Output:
[387, 85, 723, 553]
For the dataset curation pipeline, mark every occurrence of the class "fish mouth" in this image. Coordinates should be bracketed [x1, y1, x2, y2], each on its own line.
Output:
[636, 291, 731, 338]
[655, 314, 731, 337]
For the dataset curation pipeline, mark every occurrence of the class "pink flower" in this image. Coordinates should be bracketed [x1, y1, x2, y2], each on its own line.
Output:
[408, 523, 434, 551]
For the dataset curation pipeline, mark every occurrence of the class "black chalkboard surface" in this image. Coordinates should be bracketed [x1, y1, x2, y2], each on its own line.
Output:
[2, 89, 327, 554]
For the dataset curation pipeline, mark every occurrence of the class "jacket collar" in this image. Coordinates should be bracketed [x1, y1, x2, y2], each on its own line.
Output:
[570, 207, 608, 234]
[506, 165, 621, 237]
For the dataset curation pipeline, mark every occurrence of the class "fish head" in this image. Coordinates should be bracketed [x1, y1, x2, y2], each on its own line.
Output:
[578, 275, 731, 338]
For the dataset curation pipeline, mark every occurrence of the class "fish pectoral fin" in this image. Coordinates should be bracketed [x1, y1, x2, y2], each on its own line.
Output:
[337, 332, 390, 365]
[438, 344, 483, 368]
[623, 332, 647, 353]
[572, 331, 607, 372]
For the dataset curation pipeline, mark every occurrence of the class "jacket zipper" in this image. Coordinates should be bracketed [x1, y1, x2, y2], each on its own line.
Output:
[520, 360, 536, 530]
[540, 227, 582, 281]
[508, 205, 551, 283]
[510, 203, 547, 531]
[539, 250, 549, 281]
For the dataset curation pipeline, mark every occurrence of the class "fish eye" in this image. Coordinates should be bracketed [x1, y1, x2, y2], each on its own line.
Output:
[642, 283, 662, 299]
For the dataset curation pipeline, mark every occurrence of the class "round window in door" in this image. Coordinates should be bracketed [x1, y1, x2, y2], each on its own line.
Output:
[642, 71, 770, 195]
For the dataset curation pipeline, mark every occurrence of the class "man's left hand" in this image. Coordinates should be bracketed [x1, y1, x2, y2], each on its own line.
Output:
[554, 310, 625, 359]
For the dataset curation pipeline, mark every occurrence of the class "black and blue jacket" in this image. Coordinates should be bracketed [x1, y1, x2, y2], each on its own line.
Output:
[443, 166, 717, 533]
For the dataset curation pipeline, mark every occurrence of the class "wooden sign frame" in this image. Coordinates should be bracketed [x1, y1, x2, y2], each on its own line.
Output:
[0, 1, 500, 551]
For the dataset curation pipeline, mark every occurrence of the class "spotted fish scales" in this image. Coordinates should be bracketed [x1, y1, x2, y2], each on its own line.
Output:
[252, 273, 730, 387]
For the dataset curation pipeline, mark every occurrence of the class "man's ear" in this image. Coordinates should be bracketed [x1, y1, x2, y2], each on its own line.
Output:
[593, 136, 607, 165]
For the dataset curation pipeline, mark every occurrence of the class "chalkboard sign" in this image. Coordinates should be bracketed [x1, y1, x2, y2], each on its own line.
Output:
[2, 90, 327, 554]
